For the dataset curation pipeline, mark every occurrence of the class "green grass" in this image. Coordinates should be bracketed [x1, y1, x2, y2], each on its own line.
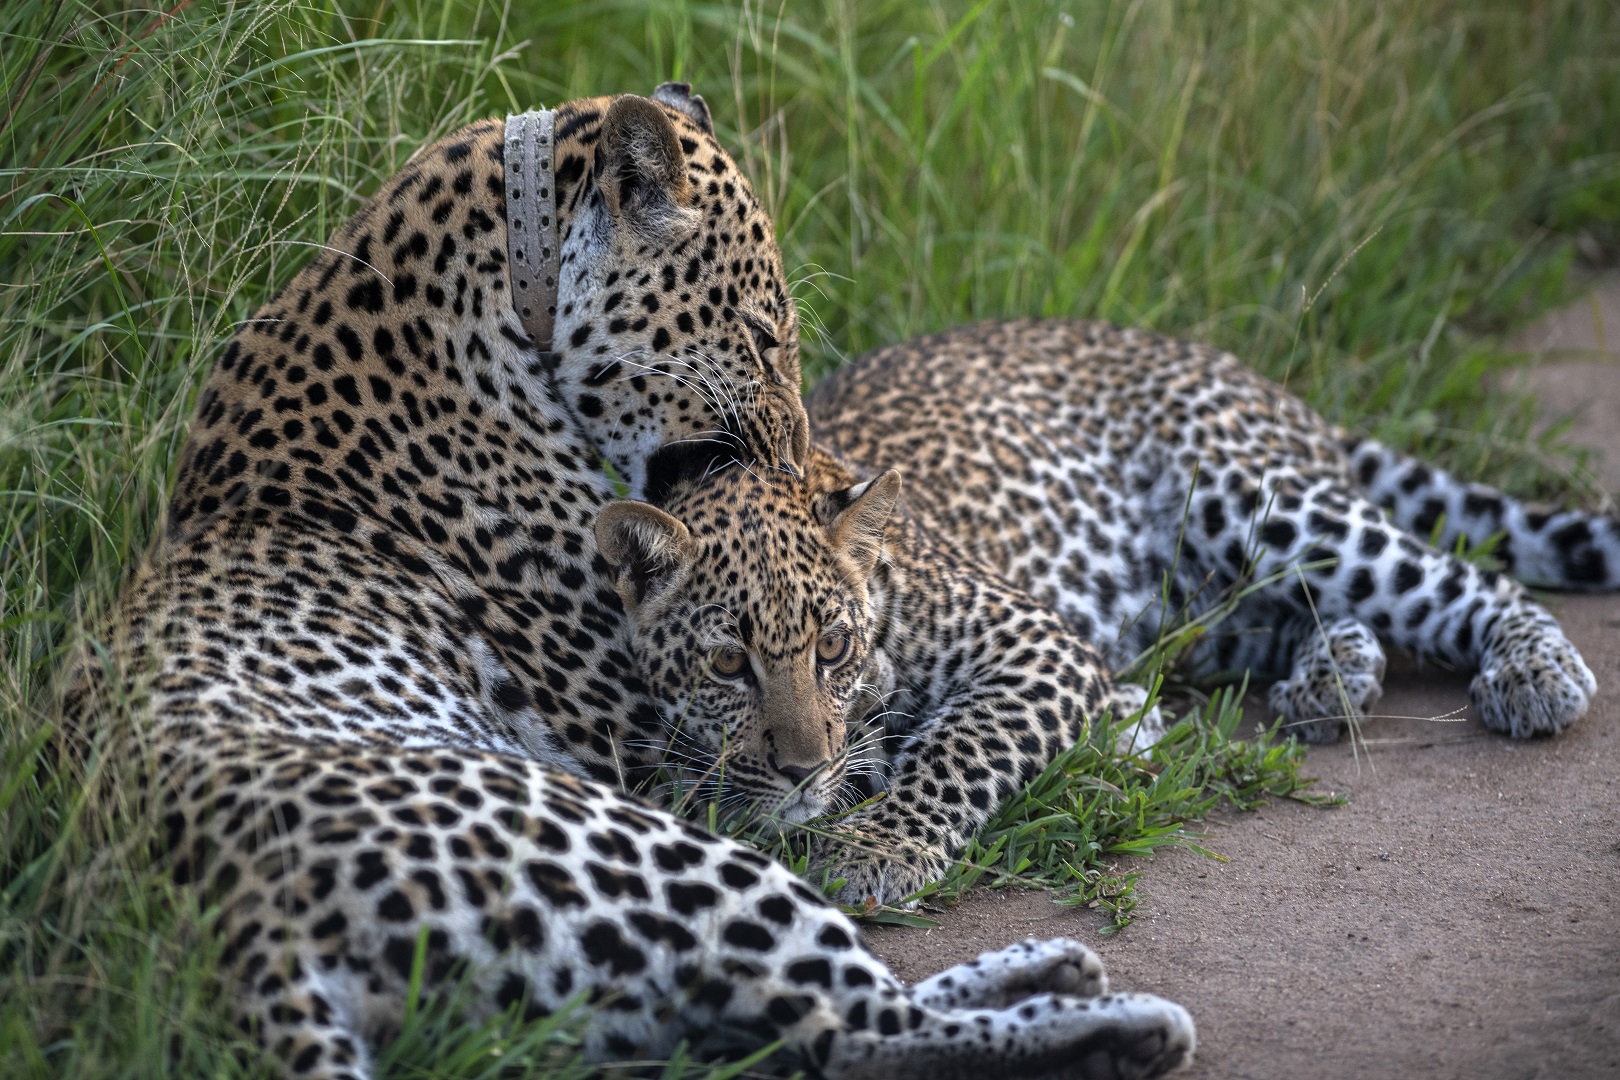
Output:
[933, 688, 1338, 929]
[3, 0, 1619, 1075]
[766, 688, 1337, 933]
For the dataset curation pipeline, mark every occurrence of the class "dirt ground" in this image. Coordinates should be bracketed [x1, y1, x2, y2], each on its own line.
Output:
[865, 282, 1620, 1079]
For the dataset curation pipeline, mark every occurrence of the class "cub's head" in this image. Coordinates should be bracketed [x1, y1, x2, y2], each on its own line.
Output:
[548, 84, 809, 493]
[594, 459, 902, 823]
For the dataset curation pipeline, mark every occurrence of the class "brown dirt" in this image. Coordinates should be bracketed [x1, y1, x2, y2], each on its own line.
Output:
[864, 283, 1620, 1079]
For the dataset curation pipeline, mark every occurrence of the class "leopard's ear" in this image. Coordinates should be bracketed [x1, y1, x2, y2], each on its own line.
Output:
[824, 470, 901, 577]
[597, 95, 696, 242]
[594, 501, 695, 611]
[651, 81, 713, 135]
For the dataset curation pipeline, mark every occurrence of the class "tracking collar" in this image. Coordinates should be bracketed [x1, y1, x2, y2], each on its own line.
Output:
[504, 109, 560, 360]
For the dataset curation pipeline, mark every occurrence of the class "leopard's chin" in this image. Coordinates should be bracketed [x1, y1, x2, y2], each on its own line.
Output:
[774, 790, 828, 824]
[722, 783, 836, 828]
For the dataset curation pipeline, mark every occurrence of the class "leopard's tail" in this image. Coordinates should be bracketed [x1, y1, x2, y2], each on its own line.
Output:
[1344, 436, 1620, 591]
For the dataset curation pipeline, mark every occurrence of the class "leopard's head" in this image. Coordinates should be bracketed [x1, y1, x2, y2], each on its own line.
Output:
[594, 457, 901, 823]
[548, 85, 809, 495]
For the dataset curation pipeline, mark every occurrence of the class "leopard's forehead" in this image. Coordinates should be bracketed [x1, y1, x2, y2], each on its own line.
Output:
[664, 468, 856, 656]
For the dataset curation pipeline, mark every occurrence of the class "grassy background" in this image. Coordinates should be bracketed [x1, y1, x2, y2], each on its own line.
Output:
[3, 0, 1619, 1075]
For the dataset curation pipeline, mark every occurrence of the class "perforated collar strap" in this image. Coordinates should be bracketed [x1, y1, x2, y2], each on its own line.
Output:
[504, 109, 560, 355]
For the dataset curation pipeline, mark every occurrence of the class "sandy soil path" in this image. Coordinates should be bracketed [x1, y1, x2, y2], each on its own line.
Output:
[865, 282, 1620, 1079]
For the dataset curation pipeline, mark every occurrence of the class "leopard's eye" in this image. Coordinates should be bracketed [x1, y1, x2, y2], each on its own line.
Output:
[815, 632, 850, 666]
[746, 316, 779, 357]
[709, 647, 750, 679]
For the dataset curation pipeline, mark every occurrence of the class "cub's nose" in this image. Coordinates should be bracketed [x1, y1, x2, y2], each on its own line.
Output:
[775, 761, 826, 787]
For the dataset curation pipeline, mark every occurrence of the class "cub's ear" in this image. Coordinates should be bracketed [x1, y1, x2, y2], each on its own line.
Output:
[651, 81, 714, 135]
[823, 469, 902, 577]
[594, 501, 695, 610]
[597, 95, 696, 242]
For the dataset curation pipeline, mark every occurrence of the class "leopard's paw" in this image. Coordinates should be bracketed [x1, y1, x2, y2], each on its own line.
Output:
[912, 937, 1108, 1010]
[826, 990, 1195, 1080]
[809, 822, 946, 910]
[1063, 994, 1197, 1080]
[1269, 617, 1385, 743]
[1473, 610, 1595, 738]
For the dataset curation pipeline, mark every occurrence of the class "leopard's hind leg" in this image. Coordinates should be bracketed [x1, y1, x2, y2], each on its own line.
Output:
[1187, 603, 1385, 743]
[1190, 469, 1594, 739]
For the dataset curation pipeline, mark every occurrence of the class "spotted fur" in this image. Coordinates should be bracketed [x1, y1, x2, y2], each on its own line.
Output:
[150, 741, 1193, 1078]
[54, 92, 1194, 1079]
[809, 319, 1606, 743]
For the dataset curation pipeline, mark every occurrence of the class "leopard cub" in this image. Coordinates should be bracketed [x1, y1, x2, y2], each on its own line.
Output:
[597, 445, 1161, 907]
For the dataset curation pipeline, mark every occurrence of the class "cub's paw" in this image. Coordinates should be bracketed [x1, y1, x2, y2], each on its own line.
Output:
[1109, 684, 1167, 755]
[809, 819, 947, 910]
[1473, 610, 1595, 738]
[1269, 617, 1385, 743]
[912, 937, 1108, 1010]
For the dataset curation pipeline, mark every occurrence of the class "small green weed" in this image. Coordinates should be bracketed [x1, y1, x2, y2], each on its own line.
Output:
[939, 687, 1338, 931]
[834, 686, 1333, 932]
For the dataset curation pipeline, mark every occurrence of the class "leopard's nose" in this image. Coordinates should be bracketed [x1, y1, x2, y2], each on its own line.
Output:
[775, 761, 826, 787]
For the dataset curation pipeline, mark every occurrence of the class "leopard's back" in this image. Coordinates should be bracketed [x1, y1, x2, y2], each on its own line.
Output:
[808, 319, 1352, 653]
[66, 118, 638, 774]
[811, 317, 1608, 743]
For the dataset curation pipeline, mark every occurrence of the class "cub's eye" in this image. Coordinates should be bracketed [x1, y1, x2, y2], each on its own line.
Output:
[709, 647, 750, 679]
[815, 632, 850, 666]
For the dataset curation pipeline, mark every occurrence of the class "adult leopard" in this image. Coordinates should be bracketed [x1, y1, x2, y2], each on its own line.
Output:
[59, 88, 1192, 1079]
[810, 320, 1610, 743]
